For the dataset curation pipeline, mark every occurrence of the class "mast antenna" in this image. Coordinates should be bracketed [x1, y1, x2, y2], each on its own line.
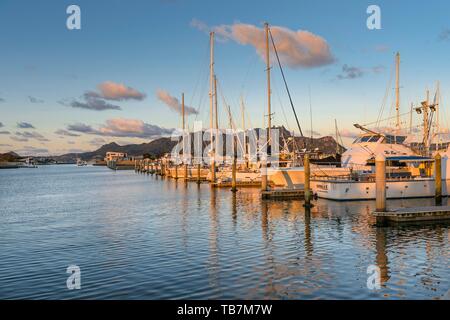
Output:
[395, 52, 401, 129]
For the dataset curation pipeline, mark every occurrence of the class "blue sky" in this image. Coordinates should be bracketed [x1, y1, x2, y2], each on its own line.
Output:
[1, 0, 450, 155]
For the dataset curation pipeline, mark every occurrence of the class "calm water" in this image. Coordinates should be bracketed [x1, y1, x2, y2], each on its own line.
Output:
[0, 165, 449, 299]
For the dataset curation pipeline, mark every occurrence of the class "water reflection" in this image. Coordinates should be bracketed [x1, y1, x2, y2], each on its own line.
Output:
[375, 227, 390, 284]
[304, 206, 313, 258]
[0, 167, 448, 299]
[208, 188, 220, 294]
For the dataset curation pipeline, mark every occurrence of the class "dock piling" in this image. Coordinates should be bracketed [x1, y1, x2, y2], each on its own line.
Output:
[261, 156, 268, 192]
[304, 154, 313, 208]
[375, 153, 387, 213]
[231, 157, 237, 192]
[435, 153, 442, 206]
[231, 136, 238, 192]
[197, 164, 201, 185]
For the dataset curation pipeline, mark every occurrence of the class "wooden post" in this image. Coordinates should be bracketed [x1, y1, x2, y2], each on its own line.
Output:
[175, 164, 178, 179]
[435, 153, 442, 205]
[261, 157, 268, 192]
[375, 154, 386, 212]
[231, 132, 238, 192]
[197, 163, 201, 185]
[304, 154, 312, 208]
[231, 158, 237, 192]
[184, 164, 188, 181]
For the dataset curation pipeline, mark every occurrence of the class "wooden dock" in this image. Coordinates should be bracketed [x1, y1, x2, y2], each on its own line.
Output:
[373, 206, 450, 225]
[261, 188, 308, 200]
[212, 180, 261, 188]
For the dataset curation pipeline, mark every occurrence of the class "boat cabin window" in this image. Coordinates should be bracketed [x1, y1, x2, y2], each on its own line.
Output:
[356, 135, 382, 143]
[383, 135, 406, 144]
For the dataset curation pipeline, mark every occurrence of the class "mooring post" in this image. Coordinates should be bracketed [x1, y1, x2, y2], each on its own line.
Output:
[261, 156, 268, 192]
[197, 163, 201, 185]
[304, 154, 313, 208]
[174, 163, 178, 179]
[231, 135, 238, 192]
[376, 153, 386, 212]
[184, 163, 188, 181]
[435, 153, 442, 206]
[210, 161, 216, 185]
[231, 156, 237, 192]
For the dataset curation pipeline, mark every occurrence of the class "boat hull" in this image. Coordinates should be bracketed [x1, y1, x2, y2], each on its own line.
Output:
[267, 166, 350, 188]
[311, 178, 450, 200]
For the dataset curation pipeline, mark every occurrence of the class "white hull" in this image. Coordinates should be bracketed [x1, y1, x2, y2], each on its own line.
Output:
[267, 166, 349, 188]
[168, 167, 209, 178]
[209, 170, 261, 182]
[311, 178, 449, 200]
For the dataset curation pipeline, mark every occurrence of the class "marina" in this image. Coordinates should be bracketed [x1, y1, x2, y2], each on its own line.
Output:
[0, 165, 448, 299]
[2, 0, 450, 303]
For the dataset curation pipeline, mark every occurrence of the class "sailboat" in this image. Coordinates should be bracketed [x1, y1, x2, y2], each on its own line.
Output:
[254, 23, 348, 188]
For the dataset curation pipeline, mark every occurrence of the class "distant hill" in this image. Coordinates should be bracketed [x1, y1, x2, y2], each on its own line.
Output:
[53, 137, 178, 162]
[293, 136, 346, 154]
[0, 151, 21, 162]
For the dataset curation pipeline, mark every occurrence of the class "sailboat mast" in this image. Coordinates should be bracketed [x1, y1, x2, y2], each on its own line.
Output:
[241, 96, 248, 168]
[264, 22, 272, 145]
[209, 31, 216, 182]
[214, 75, 219, 131]
[182, 93, 185, 131]
[241, 96, 245, 132]
[424, 90, 430, 155]
[409, 102, 413, 134]
[437, 81, 440, 145]
[395, 52, 400, 129]
[335, 119, 339, 155]
[182, 92, 185, 163]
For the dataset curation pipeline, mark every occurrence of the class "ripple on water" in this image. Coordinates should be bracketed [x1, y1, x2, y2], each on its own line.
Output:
[0, 166, 449, 299]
